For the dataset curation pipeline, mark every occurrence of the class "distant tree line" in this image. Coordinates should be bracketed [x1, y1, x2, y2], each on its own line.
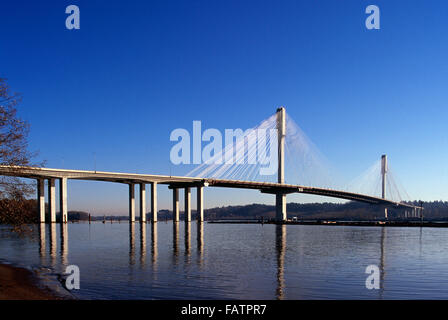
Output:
[165, 201, 448, 221]
[2, 200, 448, 224]
[0, 199, 92, 224]
[157, 201, 448, 221]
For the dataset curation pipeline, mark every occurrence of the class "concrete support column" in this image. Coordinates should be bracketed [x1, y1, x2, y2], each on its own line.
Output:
[48, 178, 56, 223]
[37, 179, 45, 223]
[276, 193, 287, 222]
[276, 107, 285, 184]
[381, 155, 387, 199]
[129, 183, 135, 223]
[59, 177, 68, 223]
[276, 107, 287, 222]
[197, 186, 204, 222]
[140, 183, 146, 223]
[184, 187, 191, 222]
[151, 182, 157, 223]
[172, 188, 179, 222]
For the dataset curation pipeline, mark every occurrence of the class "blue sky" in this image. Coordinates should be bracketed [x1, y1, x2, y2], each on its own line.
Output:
[1, 0, 447, 214]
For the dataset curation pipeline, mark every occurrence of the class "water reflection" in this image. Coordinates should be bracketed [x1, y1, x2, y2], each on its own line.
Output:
[197, 222, 204, 267]
[185, 222, 191, 262]
[377, 227, 385, 299]
[60, 223, 68, 266]
[173, 222, 179, 264]
[39, 224, 46, 259]
[11, 222, 448, 299]
[129, 223, 135, 266]
[50, 223, 57, 264]
[140, 223, 146, 267]
[275, 224, 286, 300]
[419, 226, 423, 258]
[151, 223, 158, 267]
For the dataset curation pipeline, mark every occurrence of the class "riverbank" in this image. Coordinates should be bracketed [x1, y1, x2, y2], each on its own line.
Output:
[208, 220, 448, 228]
[0, 263, 67, 300]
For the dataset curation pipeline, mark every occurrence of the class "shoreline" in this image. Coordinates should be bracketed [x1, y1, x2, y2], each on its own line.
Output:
[208, 220, 448, 228]
[0, 263, 71, 300]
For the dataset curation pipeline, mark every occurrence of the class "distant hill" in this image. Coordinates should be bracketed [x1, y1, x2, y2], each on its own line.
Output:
[3, 199, 448, 224]
[151, 201, 448, 221]
[67, 211, 90, 221]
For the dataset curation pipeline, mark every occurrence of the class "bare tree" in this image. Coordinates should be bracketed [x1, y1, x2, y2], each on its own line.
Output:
[0, 78, 40, 224]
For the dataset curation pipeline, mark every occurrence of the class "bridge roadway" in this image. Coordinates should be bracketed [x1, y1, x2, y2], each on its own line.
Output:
[0, 166, 417, 212]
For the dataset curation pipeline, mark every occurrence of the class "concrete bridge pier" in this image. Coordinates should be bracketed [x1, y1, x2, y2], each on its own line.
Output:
[197, 186, 204, 222]
[381, 155, 388, 220]
[37, 178, 68, 223]
[172, 188, 179, 222]
[59, 178, 68, 223]
[129, 183, 135, 222]
[276, 193, 287, 222]
[48, 178, 56, 223]
[140, 183, 146, 223]
[37, 179, 45, 223]
[185, 187, 191, 222]
[276, 107, 287, 222]
[151, 182, 158, 223]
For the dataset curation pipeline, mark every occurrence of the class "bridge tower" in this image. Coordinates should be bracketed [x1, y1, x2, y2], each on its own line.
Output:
[276, 107, 287, 221]
[381, 154, 388, 219]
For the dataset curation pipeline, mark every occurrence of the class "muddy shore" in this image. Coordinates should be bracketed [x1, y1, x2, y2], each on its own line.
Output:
[0, 263, 67, 300]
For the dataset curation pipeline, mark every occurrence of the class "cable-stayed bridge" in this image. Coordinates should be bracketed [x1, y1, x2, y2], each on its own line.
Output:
[0, 107, 422, 223]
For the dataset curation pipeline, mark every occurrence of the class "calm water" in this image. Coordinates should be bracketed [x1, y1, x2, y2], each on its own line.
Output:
[1, 222, 448, 299]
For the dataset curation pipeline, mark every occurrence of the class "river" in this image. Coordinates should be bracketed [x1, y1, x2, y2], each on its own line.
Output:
[1, 222, 448, 299]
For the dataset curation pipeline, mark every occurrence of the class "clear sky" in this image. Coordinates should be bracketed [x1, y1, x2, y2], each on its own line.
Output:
[1, 0, 447, 215]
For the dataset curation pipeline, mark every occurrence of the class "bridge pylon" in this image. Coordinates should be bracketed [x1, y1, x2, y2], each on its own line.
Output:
[276, 107, 287, 221]
[381, 154, 388, 219]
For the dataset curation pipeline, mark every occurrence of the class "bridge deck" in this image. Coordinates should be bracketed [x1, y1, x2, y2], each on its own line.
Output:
[0, 166, 418, 209]
[206, 179, 417, 209]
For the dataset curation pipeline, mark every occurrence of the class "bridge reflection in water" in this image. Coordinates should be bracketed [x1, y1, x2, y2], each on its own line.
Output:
[173, 222, 179, 264]
[140, 223, 146, 267]
[151, 223, 158, 267]
[38, 223, 69, 267]
[184, 222, 191, 260]
[35, 222, 393, 299]
[379, 227, 386, 299]
[276, 225, 286, 300]
[61, 223, 68, 266]
[197, 222, 204, 264]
